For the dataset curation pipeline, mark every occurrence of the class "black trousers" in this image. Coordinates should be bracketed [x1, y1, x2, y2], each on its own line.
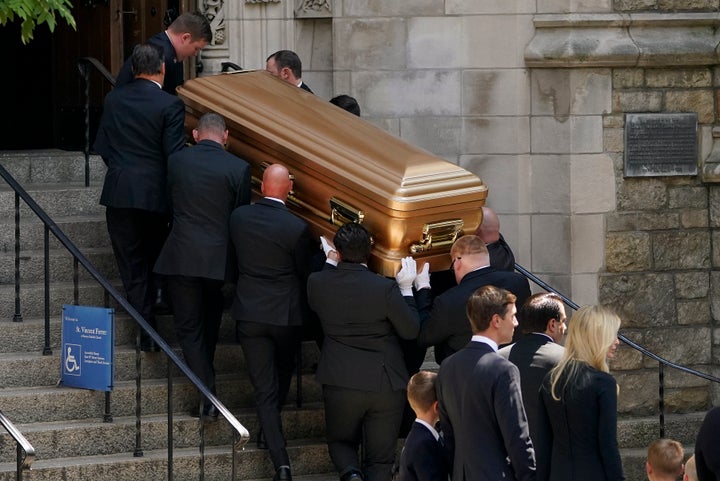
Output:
[236, 321, 300, 469]
[105, 207, 169, 329]
[167, 275, 224, 399]
[323, 384, 406, 481]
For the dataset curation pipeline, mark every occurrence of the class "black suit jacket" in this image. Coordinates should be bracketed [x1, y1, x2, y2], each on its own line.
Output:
[488, 233, 516, 271]
[116, 31, 184, 95]
[229, 198, 316, 326]
[299, 81, 313, 94]
[307, 262, 430, 392]
[499, 334, 564, 466]
[153, 140, 251, 280]
[417, 267, 531, 363]
[94, 78, 185, 213]
[695, 406, 720, 481]
[398, 422, 449, 481]
[437, 341, 536, 481]
[536, 363, 623, 481]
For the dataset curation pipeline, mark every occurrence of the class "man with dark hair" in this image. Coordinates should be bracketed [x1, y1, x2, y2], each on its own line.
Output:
[266, 50, 313, 93]
[154, 112, 251, 419]
[417, 234, 531, 363]
[230, 163, 317, 481]
[116, 11, 212, 95]
[94, 43, 186, 352]
[436, 285, 535, 481]
[307, 223, 431, 481]
[330, 95, 361, 116]
[498, 293, 566, 460]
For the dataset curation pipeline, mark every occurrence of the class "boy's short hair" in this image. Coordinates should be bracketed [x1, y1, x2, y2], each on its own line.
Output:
[647, 438, 684, 478]
[407, 371, 437, 412]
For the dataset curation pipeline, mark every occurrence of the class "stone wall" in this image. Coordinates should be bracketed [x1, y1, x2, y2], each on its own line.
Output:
[602, 66, 719, 413]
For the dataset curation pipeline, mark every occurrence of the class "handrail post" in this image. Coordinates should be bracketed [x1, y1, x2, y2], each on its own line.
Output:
[43, 225, 52, 355]
[78, 60, 91, 187]
[134, 328, 144, 457]
[13, 192, 22, 322]
[167, 362, 174, 481]
[659, 362, 665, 438]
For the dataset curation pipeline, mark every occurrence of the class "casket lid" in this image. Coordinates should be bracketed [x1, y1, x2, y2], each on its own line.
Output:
[178, 70, 487, 212]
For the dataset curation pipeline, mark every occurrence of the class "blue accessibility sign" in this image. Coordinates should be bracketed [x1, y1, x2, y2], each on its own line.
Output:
[61, 304, 114, 392]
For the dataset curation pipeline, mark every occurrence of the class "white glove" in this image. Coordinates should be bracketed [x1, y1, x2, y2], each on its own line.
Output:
[395, 256, 417, 296]
[320, 236, 338, 266]
[414, 262, 431, 290]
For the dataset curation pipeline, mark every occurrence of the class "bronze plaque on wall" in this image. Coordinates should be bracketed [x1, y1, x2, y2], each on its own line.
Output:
[624, 113, 698, 177]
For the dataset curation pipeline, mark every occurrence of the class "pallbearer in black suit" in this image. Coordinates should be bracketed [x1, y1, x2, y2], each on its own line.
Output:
[307, 223, 431, 481]
[476, 206, 516, 272]
[498, 293, 566, 465]
[436, 285, 536, 481]
[266, 50, 313, 93]
[418, 235, 531, 363]
[116, 12, 211, 95]
[154, 112, 251, 419]
[398, 371, 449, 481]
[230, 164, 317, 481]
[94, 43, 186, 352]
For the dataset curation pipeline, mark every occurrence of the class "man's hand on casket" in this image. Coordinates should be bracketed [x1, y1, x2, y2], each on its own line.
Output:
[395, 256, 417, 296]
[320, 235, 339, 266]
[414, 262, 431, 291]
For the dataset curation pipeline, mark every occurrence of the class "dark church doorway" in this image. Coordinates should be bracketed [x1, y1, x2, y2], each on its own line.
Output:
[1, 0, 180, 151]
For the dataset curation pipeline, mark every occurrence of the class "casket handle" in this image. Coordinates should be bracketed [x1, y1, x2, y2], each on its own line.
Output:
[410, 219, 464, 254]
[331, 198, 365, 226]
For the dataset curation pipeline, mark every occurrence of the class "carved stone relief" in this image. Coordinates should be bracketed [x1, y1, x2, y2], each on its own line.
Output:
[203, 0, 226, 45]
[295, 0, 332, 18]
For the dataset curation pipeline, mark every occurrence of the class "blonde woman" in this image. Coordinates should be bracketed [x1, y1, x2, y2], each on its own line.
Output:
[536, 305, 624, 481]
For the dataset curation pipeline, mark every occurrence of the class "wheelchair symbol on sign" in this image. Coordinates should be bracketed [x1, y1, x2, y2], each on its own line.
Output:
[64, 344, 81, 376]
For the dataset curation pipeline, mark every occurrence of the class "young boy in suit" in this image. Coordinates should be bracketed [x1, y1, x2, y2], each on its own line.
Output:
[398, 371, 449, 481]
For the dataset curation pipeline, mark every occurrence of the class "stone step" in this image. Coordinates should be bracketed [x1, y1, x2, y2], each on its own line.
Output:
[0, 182, 105, 219]
[0, 372, 323, 425]
[0, 336, 321, 387]
[0, 215, 110, 251]
[0, 439, 332, 481]
[0, 150, 106, 185]
[0, 406, 326, 461]
[0, 247, 117, 284]
[0, 280, 122, 320]
[617, 411, 705, 449]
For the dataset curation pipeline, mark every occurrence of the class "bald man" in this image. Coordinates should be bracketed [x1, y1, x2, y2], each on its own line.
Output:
[229, 164, 317, 481]
[475, 206, 516, 272]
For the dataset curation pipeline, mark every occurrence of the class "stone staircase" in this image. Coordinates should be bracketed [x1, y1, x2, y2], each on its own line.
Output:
[0, 150, 333, 480]
[0, 150, 708, 481]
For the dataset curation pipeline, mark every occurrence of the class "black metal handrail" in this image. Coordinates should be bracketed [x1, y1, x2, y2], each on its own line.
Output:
[77, 57, 116, 188]
[0, 410, 35, 480]
[514, 262, 720, 436]
[0, 162, 249, 479]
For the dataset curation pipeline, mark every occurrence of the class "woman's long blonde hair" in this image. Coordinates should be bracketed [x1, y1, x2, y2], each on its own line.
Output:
[549, 304, 621, 401]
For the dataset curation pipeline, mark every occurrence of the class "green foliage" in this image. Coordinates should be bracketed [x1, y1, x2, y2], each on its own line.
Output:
[0, 0, 76, 44]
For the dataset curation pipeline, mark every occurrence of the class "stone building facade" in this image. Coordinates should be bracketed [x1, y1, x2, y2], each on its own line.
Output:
[198, 0, 720, 413]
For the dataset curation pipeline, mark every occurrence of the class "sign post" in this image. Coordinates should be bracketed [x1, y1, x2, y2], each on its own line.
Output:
[61, 304, 114, 392]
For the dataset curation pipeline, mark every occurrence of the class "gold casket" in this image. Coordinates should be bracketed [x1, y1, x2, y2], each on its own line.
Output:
[177, 70, 487, 276]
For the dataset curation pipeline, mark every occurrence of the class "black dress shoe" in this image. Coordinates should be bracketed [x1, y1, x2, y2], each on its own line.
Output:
[273, 466, 291, 481]
[191, 404, 219, 421]
[340, 470, 363, 481]
[256, 430, 268, 449]
[201, 404, 219, 422]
